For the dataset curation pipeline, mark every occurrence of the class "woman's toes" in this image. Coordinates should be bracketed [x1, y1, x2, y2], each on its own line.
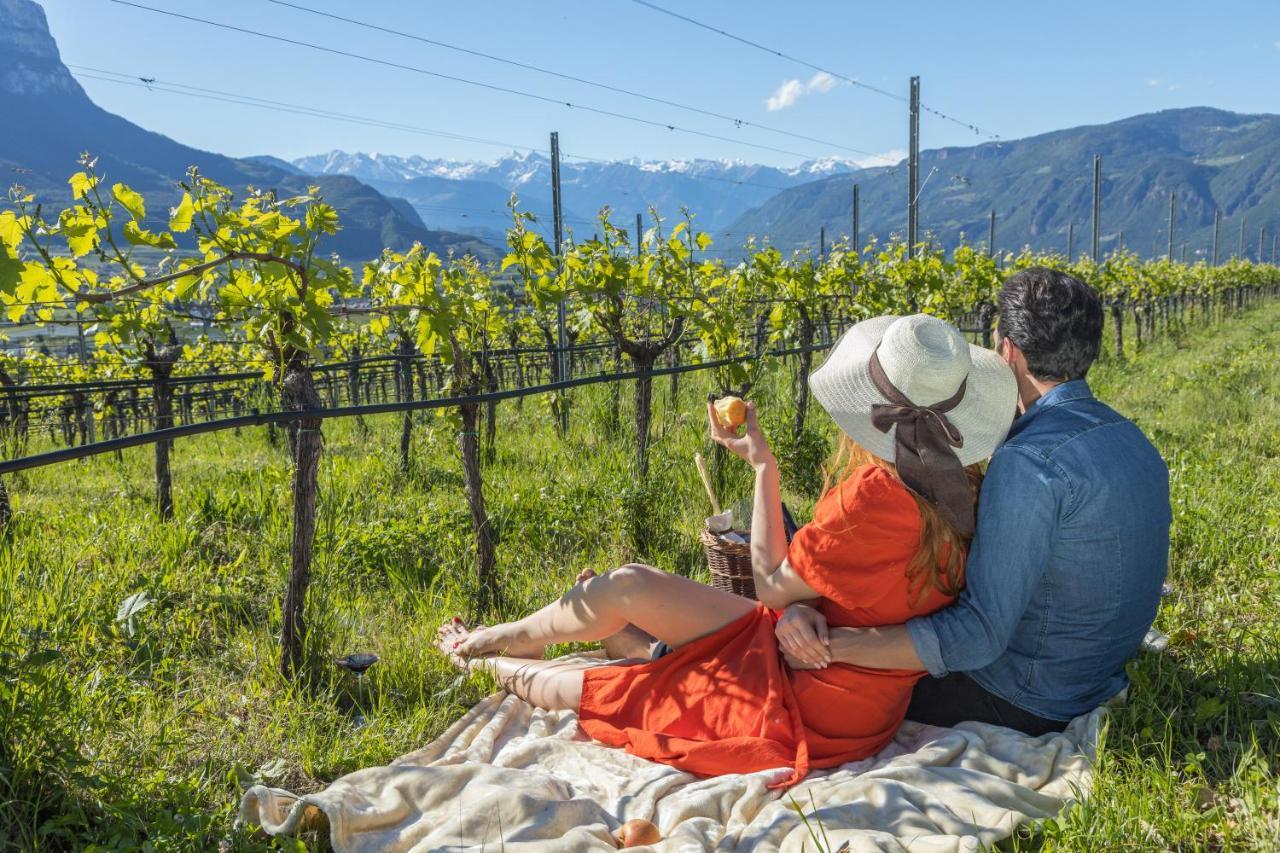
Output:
[434, 622, 475, 671]
[435, 621, 467, 651]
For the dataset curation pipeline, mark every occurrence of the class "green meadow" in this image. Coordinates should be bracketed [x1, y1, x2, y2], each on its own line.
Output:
[2, 302, 1278, 851]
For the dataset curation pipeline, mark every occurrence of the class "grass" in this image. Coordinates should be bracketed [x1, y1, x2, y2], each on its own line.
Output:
[1, 304, 1279, 851]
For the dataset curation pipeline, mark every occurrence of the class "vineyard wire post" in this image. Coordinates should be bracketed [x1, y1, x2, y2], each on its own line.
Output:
[397, 338, 415, 473]
[988, 210, 996, 258]
[1091, 155, 1102, 264]
[279, 360, 324, 681]
[1067, 222, 1074, 261]
[907, 76, 920, 261]
[72, 305, 95, 445]
[550, 131, 569, 436]
[1110, 300, 1125, 361]
[1212, 209, 1221, 266]
[635, 212, 643, 254]
[1260, 226, 1266, 264]
[851, 183, 860, 258]
[819, 227, 826, 260]
[1168, 191, 1176, 261]
[1238, 217, 1245, 259]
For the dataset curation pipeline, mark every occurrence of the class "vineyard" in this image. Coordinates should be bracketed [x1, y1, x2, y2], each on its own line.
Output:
[3, 165, 1280, 849]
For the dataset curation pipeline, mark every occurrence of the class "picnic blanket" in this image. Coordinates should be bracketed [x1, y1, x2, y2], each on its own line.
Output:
[238, 682, 1104, 852]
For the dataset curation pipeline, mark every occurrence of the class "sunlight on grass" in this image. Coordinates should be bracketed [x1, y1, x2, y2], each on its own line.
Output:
[2, 306, 1279, 849]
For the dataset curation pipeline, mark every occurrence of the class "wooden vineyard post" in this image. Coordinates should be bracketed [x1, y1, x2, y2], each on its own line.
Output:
[397, 337, 415, 473]
[792, 307, 815, 442]
[279, 362, 323, 680]
[145, 340, 180, 520]
[460, 398, 497, 609]
[1111, 300, 1125, 360]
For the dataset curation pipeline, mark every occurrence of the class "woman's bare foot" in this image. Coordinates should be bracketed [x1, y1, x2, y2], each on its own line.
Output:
[434, 613, 547, 660]
[434, 620, 477, 671]
[452, 621, 548, 660]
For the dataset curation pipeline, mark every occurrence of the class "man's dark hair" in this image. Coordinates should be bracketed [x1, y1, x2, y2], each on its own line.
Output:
[997, 267, 1103, 381]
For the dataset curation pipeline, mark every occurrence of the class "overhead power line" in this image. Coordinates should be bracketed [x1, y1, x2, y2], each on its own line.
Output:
[107, 0, 855, 162]
[70, 66, 546, 156]
[264, 0, 896, 164]
[625, 0, 1002, 141]
[69, 65, 854, 199]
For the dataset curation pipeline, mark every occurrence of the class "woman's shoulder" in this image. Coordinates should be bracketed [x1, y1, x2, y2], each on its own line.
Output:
[813, 463, 918, 531]
[836, 463, 915, 509]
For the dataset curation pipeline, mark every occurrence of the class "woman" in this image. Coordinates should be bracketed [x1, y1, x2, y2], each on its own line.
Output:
[435, 314, 1017, 787]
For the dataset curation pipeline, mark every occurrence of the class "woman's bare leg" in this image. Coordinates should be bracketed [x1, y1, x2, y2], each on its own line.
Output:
[454, 563, 756, 659]
[436, 570, 664, 662]
[577, 569, 661, 660]
[475, 656, 592, 711]
[436, 622, 625, 711]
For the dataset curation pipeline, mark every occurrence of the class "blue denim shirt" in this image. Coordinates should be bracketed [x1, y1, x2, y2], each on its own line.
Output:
[907, 379, 1171, 721]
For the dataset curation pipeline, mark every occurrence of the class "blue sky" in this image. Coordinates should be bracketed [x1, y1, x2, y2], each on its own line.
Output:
[39, 0, 1280, 167]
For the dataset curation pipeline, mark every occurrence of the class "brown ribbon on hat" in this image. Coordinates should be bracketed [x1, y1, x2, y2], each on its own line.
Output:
[868, 348, 976, 538]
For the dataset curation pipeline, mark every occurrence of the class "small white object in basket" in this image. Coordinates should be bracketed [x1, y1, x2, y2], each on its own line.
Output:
[719, 531, 749, 545]
[705, 509, 734, 534]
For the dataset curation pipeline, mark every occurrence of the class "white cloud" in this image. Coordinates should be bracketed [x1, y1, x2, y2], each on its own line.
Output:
[807, 71, 839, 94]
[767, 72, 842, 111]
[766, 79, 806, 111]
[1146, 78, 1160, 87]
[1167, 83, 1181, 92]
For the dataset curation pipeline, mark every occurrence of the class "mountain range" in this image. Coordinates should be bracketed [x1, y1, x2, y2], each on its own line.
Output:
[727, 108, 1280, 260]
[287, 107, 1280, 263]
[281, 150, 868, 245]
[0, 0, 495, 261]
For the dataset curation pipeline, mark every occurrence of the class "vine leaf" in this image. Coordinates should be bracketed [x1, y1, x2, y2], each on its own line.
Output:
[112, 183, 146, 221]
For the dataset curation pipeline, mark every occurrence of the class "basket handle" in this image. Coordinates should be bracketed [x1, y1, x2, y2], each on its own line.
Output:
[694, 451, 721, 515]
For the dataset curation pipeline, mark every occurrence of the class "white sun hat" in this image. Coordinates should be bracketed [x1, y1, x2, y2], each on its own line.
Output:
[809, 314, 1017, 467]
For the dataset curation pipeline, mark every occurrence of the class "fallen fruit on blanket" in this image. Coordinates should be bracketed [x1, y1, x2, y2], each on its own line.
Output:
[713, 396, 747, 430]
[615, 818, 661, 848]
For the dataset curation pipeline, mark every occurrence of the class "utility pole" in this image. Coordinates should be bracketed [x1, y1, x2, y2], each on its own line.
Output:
[907, 76, 920, 259]
[819, 226, 826, 260]
[1067, 222, 1074, 261]
[1091, 155, 1101, 264]
[1212, 209, 1221, 266]
[1167, 191, 1176, 262]
[988, 209, 996, 258]
[851, 183, 860, 256]
[635, 212, 643, 254]
[1238, 217, 1245, 259]
[550, 131, 569, 434]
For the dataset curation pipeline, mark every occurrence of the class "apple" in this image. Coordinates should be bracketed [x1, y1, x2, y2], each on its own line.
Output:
[615, 818, 661, 848]
[713, 396, 747, 431]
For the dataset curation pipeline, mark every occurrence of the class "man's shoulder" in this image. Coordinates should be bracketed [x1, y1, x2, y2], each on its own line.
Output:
[1003, 394, 1136, 460]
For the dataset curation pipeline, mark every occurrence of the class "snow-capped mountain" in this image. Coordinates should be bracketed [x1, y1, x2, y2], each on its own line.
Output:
[289, 150, 879, 244]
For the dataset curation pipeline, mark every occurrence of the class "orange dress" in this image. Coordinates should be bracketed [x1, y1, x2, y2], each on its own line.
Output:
[578, 464, 956, 788]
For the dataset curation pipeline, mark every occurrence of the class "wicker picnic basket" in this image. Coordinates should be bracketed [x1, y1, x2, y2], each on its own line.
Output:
[700, 527, 756, 600]
[698, 503, 798, 601]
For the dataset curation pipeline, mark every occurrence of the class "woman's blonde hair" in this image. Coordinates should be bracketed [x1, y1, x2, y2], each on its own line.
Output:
[821, 434, 984, 604]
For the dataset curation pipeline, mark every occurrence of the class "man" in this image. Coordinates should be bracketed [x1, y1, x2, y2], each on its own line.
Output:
[779, 267, 1171, 733]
